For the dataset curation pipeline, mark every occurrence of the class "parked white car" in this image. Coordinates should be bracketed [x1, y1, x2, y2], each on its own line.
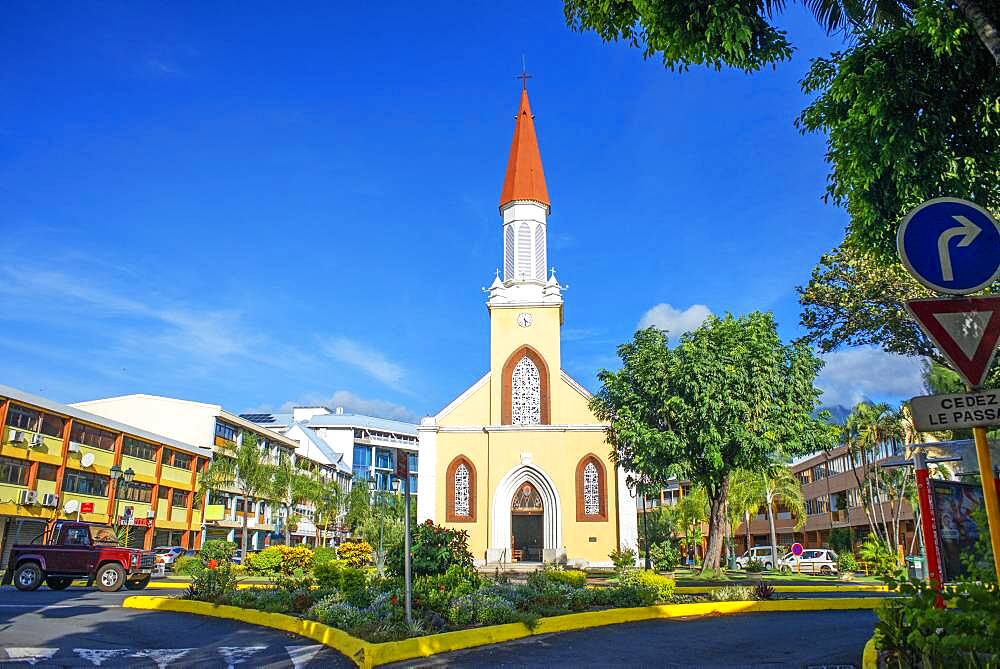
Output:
[779, 548, 839, 575]
[735, 546, 782, 570]
[153, 546, 185, 570]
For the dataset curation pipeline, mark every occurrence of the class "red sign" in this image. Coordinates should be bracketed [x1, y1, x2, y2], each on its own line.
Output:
[791, 542, 804, 557]
[395, 453, 410, 479]
[906, 297, 1000, 388]
[79, 502, 94, 514]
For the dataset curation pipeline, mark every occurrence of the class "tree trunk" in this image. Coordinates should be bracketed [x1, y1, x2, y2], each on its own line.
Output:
[701, 480, 729, 572]
[744, 510, 752, 555]
[765, 492, 779, 571]
[241, 494, 250, 559]
[955, 0, 1000, 66]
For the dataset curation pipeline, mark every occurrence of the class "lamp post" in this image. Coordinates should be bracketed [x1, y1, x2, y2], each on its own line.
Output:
[392, 474, 412, 625]
[367, 479, 385, 575]
[109, 465, 135, 545]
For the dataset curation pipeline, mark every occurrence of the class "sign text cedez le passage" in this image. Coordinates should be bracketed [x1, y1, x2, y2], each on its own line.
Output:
[911, 391, 1000, 431]
[931, 392, 998, 424]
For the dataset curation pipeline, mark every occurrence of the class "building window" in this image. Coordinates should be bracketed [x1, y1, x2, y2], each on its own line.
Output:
[63, 470, 110, 497]
[446, 456, 476, 522]
[37, 464, 58, 481]
[123, 437, 156, 461]
[119, 481, 153, 503]
[70, 424, 116, 451]
[576, 455, 608, 521]
[164, 449, 192, 469]
[215, 421, 237, 443]
[171, 490, 189, 507]
[0, 456, 29, 485]
[40, 414, 65, 438]
[501, 346, 549, 425]
[374, 448, 393, 469]
[511, 356, 541, 425]
[6, 405, 40, 431]
[407, 453, 418, 473]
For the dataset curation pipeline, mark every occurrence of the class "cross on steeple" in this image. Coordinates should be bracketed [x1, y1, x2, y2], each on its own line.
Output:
[516, 55, 532, 90]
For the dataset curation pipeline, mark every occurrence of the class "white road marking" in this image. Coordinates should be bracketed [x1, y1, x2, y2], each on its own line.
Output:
[73, 648, 130, 666]
[129, 648, 193, 669]
[286, 644, 324, 669]
[5, 648, 58, 665]
[218, 646, 266, 668]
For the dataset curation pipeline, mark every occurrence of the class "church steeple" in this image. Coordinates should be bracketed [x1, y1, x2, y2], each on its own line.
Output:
[497, 84, 553, 288]
[499, 87, 549, 211]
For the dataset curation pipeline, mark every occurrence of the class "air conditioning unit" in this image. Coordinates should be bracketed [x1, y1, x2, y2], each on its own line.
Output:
[9, 430, 26, 445]
[68, 442, 82, 453]
[40, 493, 59, 508]
[30, 433, 44, 448]
[19, 490, 38, 505]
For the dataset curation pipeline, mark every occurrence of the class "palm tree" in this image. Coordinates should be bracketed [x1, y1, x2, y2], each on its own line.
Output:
[311, 481, 347, 548]
[729, 465, 806, 570]
[271, 454, 323, 545]
[676, 486, 708, 566]
[843, 402, 905, 546]
[199, 431, 277, 558]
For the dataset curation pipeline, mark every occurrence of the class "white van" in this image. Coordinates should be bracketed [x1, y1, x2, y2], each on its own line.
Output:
[735, 546, 781, 570]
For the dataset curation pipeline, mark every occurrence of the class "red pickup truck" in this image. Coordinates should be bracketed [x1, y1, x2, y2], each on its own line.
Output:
[2, 520, 155, 592]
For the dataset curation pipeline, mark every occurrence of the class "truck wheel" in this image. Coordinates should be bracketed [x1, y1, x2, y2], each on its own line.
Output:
[820, 565, 832, 575]
[125, 575, 151, 590]
[96, 563, 126, 592]
[14, 563, 43, 591]
[46, 576, 73, 591]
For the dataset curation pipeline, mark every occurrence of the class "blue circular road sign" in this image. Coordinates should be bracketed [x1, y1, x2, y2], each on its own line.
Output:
[897, 198, 1000, 294]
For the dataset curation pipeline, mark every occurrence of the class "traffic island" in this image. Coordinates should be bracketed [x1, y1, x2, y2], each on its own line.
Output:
[122, 596, 884, 669]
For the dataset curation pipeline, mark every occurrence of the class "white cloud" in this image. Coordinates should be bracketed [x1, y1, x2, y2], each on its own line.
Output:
[279, 390, 418, 422]
[816, 346, 925, 407]
[637, 303, 713, 338]
[323, 337, 406, 390]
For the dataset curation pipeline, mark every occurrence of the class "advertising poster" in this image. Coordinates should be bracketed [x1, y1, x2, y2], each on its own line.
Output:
[931, 480, 984, 581]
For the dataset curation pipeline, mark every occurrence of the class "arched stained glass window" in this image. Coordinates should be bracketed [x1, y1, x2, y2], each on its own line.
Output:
[583, 462, 600, 515]
[454, 464, 470, 517]
[511, 356, 541, 425]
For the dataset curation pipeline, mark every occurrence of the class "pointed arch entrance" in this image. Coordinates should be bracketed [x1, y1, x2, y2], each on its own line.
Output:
[490, 463, 561, 563]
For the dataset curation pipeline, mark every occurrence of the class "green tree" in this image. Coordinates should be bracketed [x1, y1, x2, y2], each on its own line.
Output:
[729, 465, 807, 569]
[591, 313, 833, 570]
[639, 506, 678, 550]
[271, 454, 323, 545]
[198, 432, 277, 558]
[798, 1, 1000, 259]
[676, 487, 708, 563]
[312, 483, 347, 548]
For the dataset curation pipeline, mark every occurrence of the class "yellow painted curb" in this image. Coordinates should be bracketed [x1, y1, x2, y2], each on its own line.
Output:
[123, 596, 883, 668]
[71, 580, 266, 590]
[673, 584, 888, 594]
[862, 635, 878, 669]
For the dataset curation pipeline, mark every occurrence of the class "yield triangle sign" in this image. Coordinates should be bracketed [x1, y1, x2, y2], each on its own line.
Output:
[906, 296, 1000, 387]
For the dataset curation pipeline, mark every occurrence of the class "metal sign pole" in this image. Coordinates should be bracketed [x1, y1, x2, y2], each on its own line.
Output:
[971, 425, 1000, 583]
[912, 452, 944, 607]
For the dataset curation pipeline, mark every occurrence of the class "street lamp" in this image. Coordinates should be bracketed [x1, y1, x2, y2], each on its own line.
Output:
[368, 478, 386, 576]
[394, 474, 412, 625]
[110, 465, 135, 545]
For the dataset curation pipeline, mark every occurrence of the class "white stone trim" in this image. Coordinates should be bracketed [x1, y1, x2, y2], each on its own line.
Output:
[488, 463, 562, 562]
[433, 373, 489, 421]
[560, 370, 594, 400]
[416, 428, 437, 523]
[437, 424, 607, 433]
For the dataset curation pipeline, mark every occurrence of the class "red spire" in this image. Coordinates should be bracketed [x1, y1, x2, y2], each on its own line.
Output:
[499, 87, 549, 210]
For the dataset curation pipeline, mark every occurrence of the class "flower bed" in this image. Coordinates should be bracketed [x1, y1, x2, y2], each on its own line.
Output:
[183, 561, 692, 642]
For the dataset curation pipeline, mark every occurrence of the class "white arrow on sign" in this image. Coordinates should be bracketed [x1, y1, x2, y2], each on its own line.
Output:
[938, 215, 982, 281]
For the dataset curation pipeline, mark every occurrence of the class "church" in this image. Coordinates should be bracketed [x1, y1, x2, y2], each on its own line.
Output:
[415, 85, 638, 568]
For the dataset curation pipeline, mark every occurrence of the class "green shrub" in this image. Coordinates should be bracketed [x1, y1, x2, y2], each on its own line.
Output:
[610, 569, 673, 606]
[246, 546, 283, 574]
[875, 579, 1000, 666]
[609, 547, 637, 572]
[411, 565, 480, 617]
[538, 566, 588, 588]
[313, 560, 369, 607]
[650, 542, 680, 571]
[447, 591, 519, 626]
[200, 539, 237, 566]
[744, 558, 765, 573]
[172, 556, 201, 576]
[837, 552, 858, 573]
[185, 561, 238, 603]
[858, 535, 900, 580]
[313, 546, 337, 567]
[386, 520, 473, 578]
[828, 528, 854, 554]
[632, 570, 675, 601]
[709, 585, 756, 601]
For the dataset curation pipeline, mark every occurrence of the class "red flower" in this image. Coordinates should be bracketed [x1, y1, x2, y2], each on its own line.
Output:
[390, 595, 399, 605]
[207, 559, 218, 569]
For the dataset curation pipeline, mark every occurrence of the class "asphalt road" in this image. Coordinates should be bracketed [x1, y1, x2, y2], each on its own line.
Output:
[387, 610, 878, 668]
[0, 586, 353, 668]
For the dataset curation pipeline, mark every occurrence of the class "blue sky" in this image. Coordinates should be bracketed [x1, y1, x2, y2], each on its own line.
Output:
[0, 2, 925, 421]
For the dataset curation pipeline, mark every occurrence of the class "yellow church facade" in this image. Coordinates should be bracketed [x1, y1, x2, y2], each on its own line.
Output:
[415, 86, 638, 567]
